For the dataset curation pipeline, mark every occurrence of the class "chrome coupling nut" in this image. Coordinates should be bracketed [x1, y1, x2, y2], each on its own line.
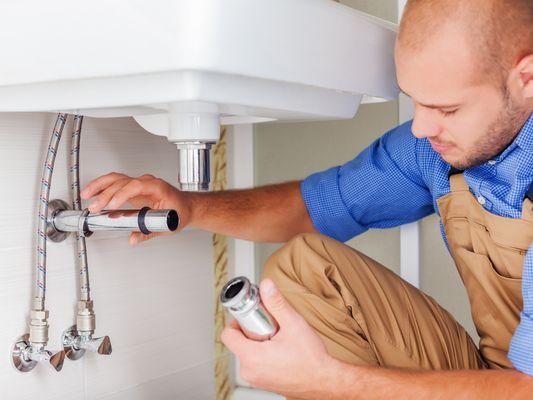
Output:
[29, 309, 49, 345]
[76, 300, 95, 334]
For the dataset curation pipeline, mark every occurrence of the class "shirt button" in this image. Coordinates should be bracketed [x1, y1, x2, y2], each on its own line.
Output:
[488, 160, 497, 165]
[477, 196, 486, 205]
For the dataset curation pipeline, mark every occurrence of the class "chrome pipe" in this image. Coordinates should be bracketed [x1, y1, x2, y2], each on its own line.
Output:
[85, 209, 179, 233]
[176, 141, 214, 192]
[51, 210, 86, 235]
[220, 276, 279, 341]
[52, 208, 179, 234]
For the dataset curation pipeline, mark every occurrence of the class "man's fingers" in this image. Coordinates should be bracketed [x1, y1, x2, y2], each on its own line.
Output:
[260, 279, 300, 328]
[130, 232, 144, 245]
[229, 319, 240, 330]
[129, 232, 159, 245]
[88, 178, 130, 212]
[81, 172, 127, 200]
[138, 174, 155, 181]
[106, 179, 157, 210]
[220, 326, 254, 355]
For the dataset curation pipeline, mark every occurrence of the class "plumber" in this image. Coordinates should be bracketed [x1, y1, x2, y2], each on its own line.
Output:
[81, 0, 532, 398]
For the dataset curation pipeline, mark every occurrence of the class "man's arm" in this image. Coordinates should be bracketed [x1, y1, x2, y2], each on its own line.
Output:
[328, 361, 533, 400]
[186, 181, 316, 242]
[81, 173, 316, 243]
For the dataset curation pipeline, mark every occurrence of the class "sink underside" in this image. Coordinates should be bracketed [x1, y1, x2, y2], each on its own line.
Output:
[0, 0, 398, 124]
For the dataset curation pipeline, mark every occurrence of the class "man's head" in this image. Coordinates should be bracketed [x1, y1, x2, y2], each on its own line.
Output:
[396, 0, 533, 169]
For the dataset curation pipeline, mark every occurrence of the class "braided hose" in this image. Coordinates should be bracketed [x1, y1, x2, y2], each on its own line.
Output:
[34, 113, 67, 312]
[71, 115, 90, 302]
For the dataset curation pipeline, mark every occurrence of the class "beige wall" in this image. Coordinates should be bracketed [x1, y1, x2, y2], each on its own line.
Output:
[339, 0, 398, 22]
[254, 101, 401, 276]
[254, 0, 478, 341]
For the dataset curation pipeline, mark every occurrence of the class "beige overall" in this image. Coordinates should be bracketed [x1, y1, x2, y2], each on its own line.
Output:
[262, 173, 532, 392]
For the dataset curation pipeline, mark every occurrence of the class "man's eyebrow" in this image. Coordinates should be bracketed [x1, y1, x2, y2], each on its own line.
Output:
[398, 87, 461, 109]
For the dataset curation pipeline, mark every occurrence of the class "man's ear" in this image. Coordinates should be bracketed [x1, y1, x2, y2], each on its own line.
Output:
[512, 54, 533, 99]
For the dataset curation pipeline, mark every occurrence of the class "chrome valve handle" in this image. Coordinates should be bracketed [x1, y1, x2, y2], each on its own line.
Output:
[11, 334, 65, 372]
[62, 325, 112, 361]
[85, 335, 112, 355]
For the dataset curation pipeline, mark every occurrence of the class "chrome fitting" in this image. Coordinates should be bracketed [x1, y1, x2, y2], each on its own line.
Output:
[29, 309, 49, 345]
[46, 199, 73, 242]
[46, 199, 180, 242]
[11, 334, 65, 373]
[76, 300, 95, 334]
[62, 325, 112, 361]
[176, 141, 214, 191]
[220, 276, 279, 341]
[62, 301, 112, 361]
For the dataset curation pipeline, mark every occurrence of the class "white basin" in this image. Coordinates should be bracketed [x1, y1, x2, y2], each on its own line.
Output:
[0, 0, 398, 140]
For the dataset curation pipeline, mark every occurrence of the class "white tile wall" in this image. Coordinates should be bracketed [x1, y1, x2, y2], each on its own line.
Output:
[0, 113, 215, 399]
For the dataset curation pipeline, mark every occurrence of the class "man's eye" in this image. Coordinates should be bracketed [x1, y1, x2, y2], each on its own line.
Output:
[441, 109, 458, 117]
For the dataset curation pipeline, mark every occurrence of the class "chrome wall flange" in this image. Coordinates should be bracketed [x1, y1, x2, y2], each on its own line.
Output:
[61, 325, 86, 361]
[46, 199, 71, 243]
[11, 334, 37, 372]
[11, 333, 65, 373]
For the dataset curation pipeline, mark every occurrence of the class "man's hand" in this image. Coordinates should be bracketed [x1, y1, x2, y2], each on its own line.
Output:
[81, 172, 314, 244]
[222, 279, 533, 400]
[221, 279, 337, 399]
[81, 173, 191, 245]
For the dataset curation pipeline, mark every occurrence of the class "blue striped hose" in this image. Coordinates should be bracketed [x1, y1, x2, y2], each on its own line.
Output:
[35, 113, 67, 311]
[71, 115, 91, 302]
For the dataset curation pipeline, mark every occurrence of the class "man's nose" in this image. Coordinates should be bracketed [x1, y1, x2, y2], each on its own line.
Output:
[411, 106, 442, 139]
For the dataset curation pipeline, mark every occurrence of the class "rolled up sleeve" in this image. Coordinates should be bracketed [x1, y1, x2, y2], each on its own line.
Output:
[301, 165, 366, 241]
[301, 121, 434, 242]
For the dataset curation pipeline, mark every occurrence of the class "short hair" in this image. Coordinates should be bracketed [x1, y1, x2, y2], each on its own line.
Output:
[398, 0, 533, 84]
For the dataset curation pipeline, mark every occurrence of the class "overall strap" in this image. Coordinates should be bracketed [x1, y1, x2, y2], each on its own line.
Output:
[448, 168, 469, 192]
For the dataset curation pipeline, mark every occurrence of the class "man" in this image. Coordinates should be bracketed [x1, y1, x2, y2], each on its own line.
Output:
[81, 0, 532, 398]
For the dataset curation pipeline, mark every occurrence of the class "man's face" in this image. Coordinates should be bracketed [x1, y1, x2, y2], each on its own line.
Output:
[395, 26, 527, 170]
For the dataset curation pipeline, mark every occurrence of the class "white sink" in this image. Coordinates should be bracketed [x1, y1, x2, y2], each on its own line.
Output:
[0, 0, 397, 140]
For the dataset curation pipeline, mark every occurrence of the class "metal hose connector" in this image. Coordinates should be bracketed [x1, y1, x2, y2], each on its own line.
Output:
[70, 115, 90, 302]
[34, 113, 67, 312]
[60, 115, 113, 361]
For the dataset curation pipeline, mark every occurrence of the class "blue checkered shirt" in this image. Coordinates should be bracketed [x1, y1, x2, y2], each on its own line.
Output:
[301, 113, 533, 375]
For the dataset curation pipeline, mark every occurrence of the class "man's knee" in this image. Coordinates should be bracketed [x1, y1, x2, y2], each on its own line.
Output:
[261, 232, 338, 284]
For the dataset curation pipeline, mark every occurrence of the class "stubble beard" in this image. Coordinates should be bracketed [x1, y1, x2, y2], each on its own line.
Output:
[451, 90, 530, 170]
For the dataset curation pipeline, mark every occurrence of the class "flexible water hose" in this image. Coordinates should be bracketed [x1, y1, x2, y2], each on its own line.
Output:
[34, 113, 67, 312]
[71, 115, 90, 302]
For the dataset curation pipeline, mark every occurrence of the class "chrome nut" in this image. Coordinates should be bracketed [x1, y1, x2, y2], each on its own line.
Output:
[30, 310, 49, 320]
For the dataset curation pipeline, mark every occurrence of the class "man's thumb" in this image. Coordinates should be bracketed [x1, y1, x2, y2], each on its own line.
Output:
[260, 278, 296, 324]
